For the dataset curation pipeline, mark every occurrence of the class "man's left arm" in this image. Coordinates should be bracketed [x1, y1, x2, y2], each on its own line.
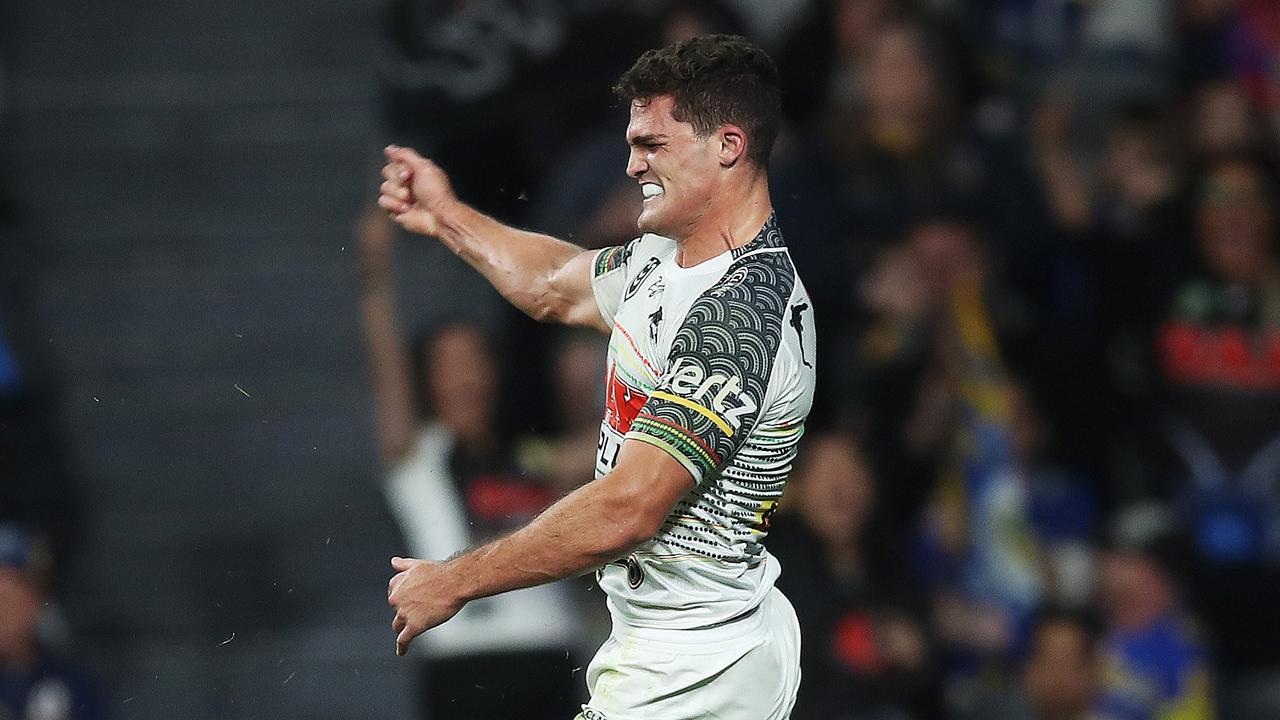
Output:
[387, 440, 692, 656]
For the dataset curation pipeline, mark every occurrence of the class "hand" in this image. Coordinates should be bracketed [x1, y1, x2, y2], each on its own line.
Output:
[387, 556, 465, 657]
[377, 145, 458, 237]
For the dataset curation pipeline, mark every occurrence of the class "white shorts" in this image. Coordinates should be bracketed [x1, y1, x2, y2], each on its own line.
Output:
[574, 587, 801, 720]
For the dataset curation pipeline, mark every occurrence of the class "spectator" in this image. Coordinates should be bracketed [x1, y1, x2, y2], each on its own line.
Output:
[522, 328, 608, 498]
[1033, 101, 1191, 489]
[1187, 79, 1274, 162]
[984, 606, 1107, 720]
[1178, 0, 1280, 145]
[776, 0, 900, 130]
[841, 216, 1102, 714]
[356, 210, 581, 719]
[1094, 507, 1215, 720]
[0, 524, 104, 720]
[1025, 608, 1106, 720]
[820, 20, 989, 251]
[1149, 155, 1280, 717]
[840, 215, 1038, 534]
[770, 432, 942, 720]
[1155, 156, 1280, 491]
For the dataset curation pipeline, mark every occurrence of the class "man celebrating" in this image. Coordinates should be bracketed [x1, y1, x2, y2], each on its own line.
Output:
[380, 34, 815, 719]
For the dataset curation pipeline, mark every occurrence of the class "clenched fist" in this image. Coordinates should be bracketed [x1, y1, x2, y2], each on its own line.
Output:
[377, 145, 459, 237]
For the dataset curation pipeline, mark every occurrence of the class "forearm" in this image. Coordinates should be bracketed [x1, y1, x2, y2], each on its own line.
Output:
[360, 270, 418, 462]
[442, 474, 651, 603]
[434, 201, 587, 323]
[386, 442, 692, 653]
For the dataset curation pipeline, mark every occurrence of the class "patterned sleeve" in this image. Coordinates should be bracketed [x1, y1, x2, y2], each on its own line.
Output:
[626, 252, 794, 482]
[590, 242, 634, 326]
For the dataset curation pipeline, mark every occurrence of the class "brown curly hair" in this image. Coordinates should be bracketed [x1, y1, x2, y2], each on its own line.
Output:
[613, 34, 781, 168]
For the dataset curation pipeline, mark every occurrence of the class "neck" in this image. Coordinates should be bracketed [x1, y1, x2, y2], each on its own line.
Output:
[674, 174, 772, 267]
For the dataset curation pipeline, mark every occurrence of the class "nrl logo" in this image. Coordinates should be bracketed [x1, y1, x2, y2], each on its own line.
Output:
[624, 257, 661, 301]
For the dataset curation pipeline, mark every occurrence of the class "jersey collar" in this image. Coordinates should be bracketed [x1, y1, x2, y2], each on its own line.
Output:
[730, 212, 784, 259]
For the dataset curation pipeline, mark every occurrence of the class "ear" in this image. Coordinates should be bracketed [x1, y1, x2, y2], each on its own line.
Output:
[718, 125, 747, 168]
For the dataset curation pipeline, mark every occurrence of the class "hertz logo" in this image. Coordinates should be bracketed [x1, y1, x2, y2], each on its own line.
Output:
[652, 357, 757, 436]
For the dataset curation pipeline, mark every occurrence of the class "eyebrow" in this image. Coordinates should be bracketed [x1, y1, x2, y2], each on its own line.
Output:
[628, 133, 668, 146]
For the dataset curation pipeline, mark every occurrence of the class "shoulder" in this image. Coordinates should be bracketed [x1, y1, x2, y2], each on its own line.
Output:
[668, 249, 800, 387]
[691, 247, 799, 328]
[593, 234, 675, 277]
[1114, 615, 1208, 679]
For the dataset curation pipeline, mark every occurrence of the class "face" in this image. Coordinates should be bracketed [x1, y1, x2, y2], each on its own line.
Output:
[1193, 82, 1256, 157]
[424, 326, 497, 444]
[1197, 162, 1274, 285]
[0, 568, 40, 657]
[835, 0, 891, 59]
[625, 94, 723, 238]
[866, 25, 936, 120]
[1096, 550, 1170, 627]
[796, 438, 875, 548]
[1025, 620, 1098, 716]
[909, 220, 983, 296]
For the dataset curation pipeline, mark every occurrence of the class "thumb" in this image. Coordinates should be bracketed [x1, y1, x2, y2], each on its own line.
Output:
[385, 144, 427, 169]
[396, 627, 414, 657]
[391, 208, 439, 237]
[390, 556, 414, 571]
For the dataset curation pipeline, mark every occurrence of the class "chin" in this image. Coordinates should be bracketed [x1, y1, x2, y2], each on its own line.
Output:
[636, 203, 673, 236]
[635, 209, 656, 234]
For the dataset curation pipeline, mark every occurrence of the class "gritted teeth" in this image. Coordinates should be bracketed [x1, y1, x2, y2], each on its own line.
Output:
[641, 183, 664, 199]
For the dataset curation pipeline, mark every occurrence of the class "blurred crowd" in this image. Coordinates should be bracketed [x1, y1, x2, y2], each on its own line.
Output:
[358, 0, 1280, 718]
[5, 0, 1277, 718]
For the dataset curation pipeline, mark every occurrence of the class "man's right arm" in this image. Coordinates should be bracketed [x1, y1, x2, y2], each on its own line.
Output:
[377, 145, 609, 334]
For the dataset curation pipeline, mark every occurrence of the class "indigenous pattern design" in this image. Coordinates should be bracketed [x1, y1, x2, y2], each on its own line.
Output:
[594, 243, 632, 277]
[636, 249, 792, 471]
[590, 214, 815, 628]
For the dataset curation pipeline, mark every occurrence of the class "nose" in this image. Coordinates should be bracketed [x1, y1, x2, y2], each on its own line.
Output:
[626, 148, 648, 179]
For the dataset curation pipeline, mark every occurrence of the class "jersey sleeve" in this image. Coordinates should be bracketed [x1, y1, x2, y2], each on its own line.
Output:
[626, 252, 796, 482]
[590, 242, 634, 326]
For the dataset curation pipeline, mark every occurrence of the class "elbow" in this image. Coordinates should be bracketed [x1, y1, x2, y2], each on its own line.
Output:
[600, 485, 666, 558]
[630, 501, 668, 546]
[528, 300, 564, 324]
[525, 282, 568, 324]
[615, 520, 658, 558]
[599, 521, 652, 562]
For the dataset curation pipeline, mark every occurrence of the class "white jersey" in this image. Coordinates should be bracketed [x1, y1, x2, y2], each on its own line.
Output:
[589, 213, 816, 630]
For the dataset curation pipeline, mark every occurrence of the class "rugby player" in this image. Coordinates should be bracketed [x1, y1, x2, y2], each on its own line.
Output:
[381, 34, 816, 719]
